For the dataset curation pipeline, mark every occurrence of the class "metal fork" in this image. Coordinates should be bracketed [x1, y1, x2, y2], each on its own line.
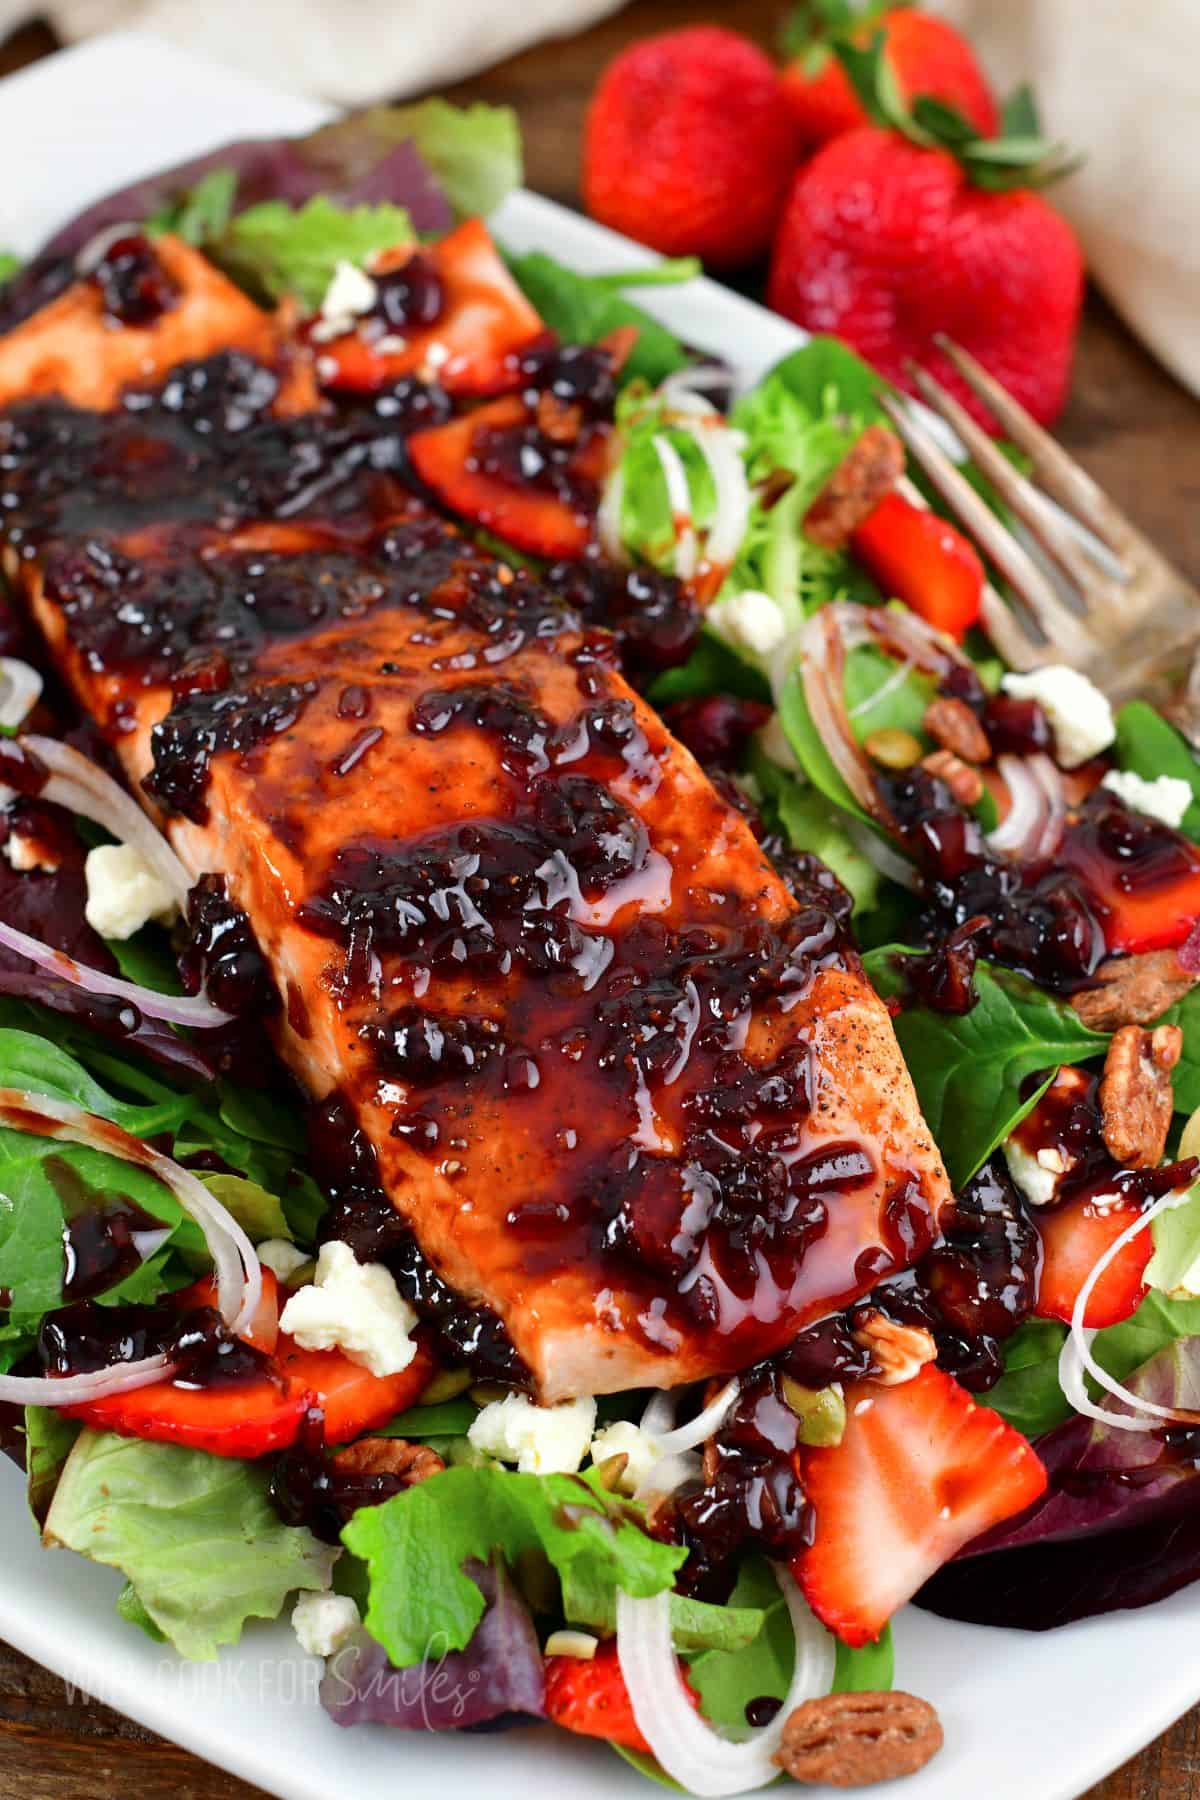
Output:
[876, 336, 1200, 732]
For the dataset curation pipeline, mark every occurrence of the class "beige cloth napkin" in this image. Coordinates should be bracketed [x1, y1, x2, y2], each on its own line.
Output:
[931, 0, 1200, 399]
[0, 0, 627, 105]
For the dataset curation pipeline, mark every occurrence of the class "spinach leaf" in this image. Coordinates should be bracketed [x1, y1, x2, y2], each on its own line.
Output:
[1154, 985, 1200, 1115]
[504, 250, 692, 386]
[864, 952, 1108, 1187]
[647, 635, 771, 707]
[757, 336, 888, 426]
[1115, 700, 1200, 842]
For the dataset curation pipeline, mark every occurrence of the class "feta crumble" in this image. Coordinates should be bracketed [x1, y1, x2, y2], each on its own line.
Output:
[1003, 1136, 1061, 1209]
[1101, 768, 1192, 829]
[311, 260, 378, 342]
[291, 1590, 361, 1658]
[278, 1240, 418, 1377]
[1001, 665, 1115, 768]
[84, 843, 179, 941]
[467, 1392, 596, 1475]
[256, 1238, 310, 1284]
[588, 1419, 662, 1494]
[708, 589, 786, 659]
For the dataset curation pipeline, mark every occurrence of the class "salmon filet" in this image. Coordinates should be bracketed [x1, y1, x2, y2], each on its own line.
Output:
[0, 239, 951, 1398]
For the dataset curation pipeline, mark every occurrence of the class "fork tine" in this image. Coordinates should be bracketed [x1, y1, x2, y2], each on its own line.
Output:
[904, 358, 1112, 600]
[932, 337, 1137, 561]
[879, 391, 1097, 664]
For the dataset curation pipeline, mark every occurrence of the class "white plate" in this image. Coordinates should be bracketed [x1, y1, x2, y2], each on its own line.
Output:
[0, 30, 1197, 1800]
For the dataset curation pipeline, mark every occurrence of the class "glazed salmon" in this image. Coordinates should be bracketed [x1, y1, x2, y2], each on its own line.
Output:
[0, 243, 951, 1398]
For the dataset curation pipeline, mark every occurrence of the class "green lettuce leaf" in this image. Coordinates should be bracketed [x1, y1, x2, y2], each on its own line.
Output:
[199, 1173, 291, 1243]
[23, 1405, 81, 1525]
[45, 1431, 334, 1660]
[146, 166, 238, 245]
[984, 1291, 1200, 1436]
[0, 251, 21, 283]
[1114, 700, 1200, 843]
[864, 952, 1108, 1187]
[342, 1463, 686, 1667]
[505, 250, 692, 387]
[221, 195, 412, 308]
[751, 746, 880, 914]
[1146, 1183, 1200, 1297]
[1153, 985, 1200, 1116]
[376, 97, 522, 220]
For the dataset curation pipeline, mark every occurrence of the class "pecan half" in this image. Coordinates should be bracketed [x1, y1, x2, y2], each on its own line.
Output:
[922, 748, 983, 807]
[803, 425, 905, 550]
[775, 1690, 944, 1788]
[851, 1309, 937, 1386]
[923, 695, 991, 764]
[332, 1437, 445, 1484]
[1099, 1023, 1183, 1168]
[535, 390, 584, 444]
[1072, 949, 1198, 1032]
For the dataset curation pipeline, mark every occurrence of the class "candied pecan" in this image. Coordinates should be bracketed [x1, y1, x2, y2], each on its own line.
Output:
[921, 748, 983, 807]
[803, 425, 905, 550]
[331, 1437, 445, 1484]
[1099, 1023, 1183, 1168]
[775, 1690, 944, 1787]
[923, 695, 991, 764]
[850, 1308, 937, 1386]
[1072, 949, 1198, 1032]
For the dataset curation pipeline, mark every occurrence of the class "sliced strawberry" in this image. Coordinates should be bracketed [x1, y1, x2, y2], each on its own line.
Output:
[180, 1266, 280, 1354]
[1032, 1189, 1151, 1327]
[850, 492, 984, 639]
[545, 1640, 698, 1753]
[1057, 801, 1200, 955]
[408, 394, 610, 558]
[793, 1364, 1047, 1647]
[313, 218, 544, 397]
[273, 1335, 435, 1445]
[65, 1362, 310, 1459]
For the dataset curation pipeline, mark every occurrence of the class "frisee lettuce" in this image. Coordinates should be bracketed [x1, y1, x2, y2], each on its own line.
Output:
[44, 1431, 334, 1659]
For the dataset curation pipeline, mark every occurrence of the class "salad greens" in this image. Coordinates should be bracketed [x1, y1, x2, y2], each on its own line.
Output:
[1115, 701, 1200, 841]
[44, 1430, 334, 1660]
[864, 952, 1108, 1187]
[503, 251, 694, 387]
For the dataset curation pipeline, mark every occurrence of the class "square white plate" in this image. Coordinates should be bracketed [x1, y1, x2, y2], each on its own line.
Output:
[1, 30, 1197, 1800]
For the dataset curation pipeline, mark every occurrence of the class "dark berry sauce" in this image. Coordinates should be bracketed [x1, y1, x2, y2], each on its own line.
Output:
[91, 233, 179, 327]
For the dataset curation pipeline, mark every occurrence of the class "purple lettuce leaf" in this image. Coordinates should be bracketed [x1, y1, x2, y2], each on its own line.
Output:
[320, 1557, 546, 1731]
[917, 1338, 1200, 1630]
[39, 120, 452, 267]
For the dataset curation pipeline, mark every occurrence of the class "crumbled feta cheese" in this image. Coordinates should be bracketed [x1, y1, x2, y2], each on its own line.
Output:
[311, 260, 378, 341]
[291, 1590, 361, 1658]
[256, 1238, 310, 1284]
[544, 1630, 598, 1659]
[84, 843, 178, 941]
[278, 1240, 418, 1377]
[468, 1392, 596, 1475]
[588, 1419, 662, 1494]
[1001, 666, 1115, 769]
[755, 712, 802, 774]
[3, 831, 58, 874]
[1003, 1136, 1060, 1209]
[1101, 769, 1192, 829]
[708, 589, 787, 659]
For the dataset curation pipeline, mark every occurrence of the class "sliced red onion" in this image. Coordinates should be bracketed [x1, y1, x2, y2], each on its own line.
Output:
[653, 1377, 739, 1455]
[799, 609, 895, 828]
[986, 754, 1046, 859]
[596, 462, 626, 562]
[22, 734, 192, 906]
[640, 1389, 677, 1435]
[986, 753, 1065, 861]
[656, 366, 729, 409]
[0, 1088, 261, 1339]
[0, 918, 234, 1028]
[0, 1353, 176, 1407]
[0, 659, 43, 732]
[1028, 751, 1067, 859]
[846, 818, 921, 892]
[1061, 1187, 1200, 1433]
[616, 1566, 835, 1794]
[651, 435, 699, 581]
[861, 603, 963, 680]
[676, 416, 751, 582]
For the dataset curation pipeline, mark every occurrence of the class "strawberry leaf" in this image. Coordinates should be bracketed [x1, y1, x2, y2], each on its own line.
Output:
[1001, 82, 1042, 138]
[779, 0, 864, 61]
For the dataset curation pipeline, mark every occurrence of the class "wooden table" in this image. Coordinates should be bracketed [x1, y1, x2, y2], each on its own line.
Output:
[1, 5, 1199, 1797]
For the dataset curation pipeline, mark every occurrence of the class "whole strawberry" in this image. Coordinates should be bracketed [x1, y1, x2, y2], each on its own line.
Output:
[583, 26, 799, 269]
[780, 3, 1000, 152]
[768, 116, 1083, 428]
